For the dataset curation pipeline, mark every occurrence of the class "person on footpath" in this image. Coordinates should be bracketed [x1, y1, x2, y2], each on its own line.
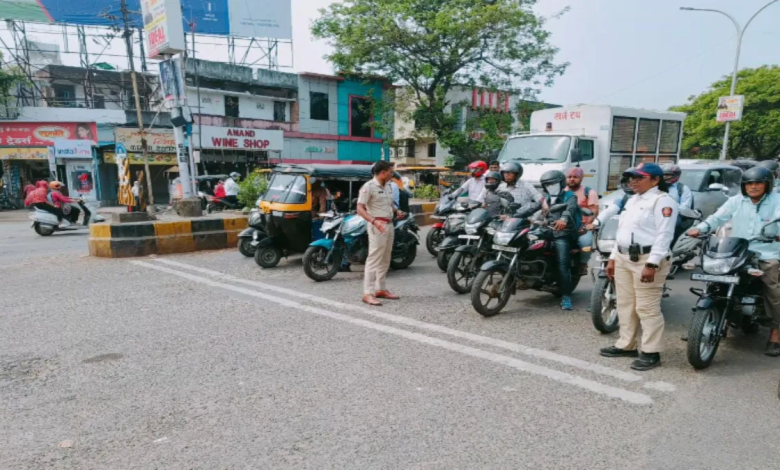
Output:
[565, 167, 599, 276]
[687, 166, 780, 356]
[357, 161, 404, 306]
[600, 163, 678, 371]
[449, 161, 488, 202]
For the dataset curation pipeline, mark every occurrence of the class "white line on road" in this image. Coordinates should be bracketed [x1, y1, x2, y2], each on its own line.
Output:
[132, 260, 654, 405]
[154, 258, 675, 391]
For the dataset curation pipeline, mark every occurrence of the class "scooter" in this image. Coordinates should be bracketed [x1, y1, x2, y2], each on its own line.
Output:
[237, 209, 266, 257]
[30, 200, 105, 236]
[206, 196, 240, 213]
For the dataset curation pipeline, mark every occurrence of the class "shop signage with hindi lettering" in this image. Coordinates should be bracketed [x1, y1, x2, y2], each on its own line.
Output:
[115, 128, 177, 153]
[104, 152, 178, 165]
[0, 147, 49, 160]
[0, 122, 97, 146]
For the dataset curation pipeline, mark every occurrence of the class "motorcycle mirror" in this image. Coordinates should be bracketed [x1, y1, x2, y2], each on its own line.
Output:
[760, 218, 780, 238]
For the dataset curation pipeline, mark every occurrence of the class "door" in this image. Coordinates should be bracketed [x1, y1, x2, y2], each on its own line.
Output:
[65, 160, 97, 202]
[576, 139, 598, 192]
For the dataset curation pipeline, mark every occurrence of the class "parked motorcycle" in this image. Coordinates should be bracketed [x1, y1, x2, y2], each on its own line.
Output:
[469, 204, 593, 317]
[686, 223, 778, 369]
[302, 211, 419, 282]
[436, 200, 480, 272]
[30, 200, 105, 236]
[426, 188, 457, 256]
[237, 209, 265, 257]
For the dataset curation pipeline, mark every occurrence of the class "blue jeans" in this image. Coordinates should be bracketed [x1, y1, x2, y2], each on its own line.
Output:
[578, 231, 593, 265]
[553, 237, 573, 296]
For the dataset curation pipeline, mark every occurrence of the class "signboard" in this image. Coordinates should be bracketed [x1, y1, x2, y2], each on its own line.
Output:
[717, 95, 745, 123]
[0, 122, 97, 146]
[305, 146, 336, 154]
[53, 139, 93, 159]
[115, 128, 176, 153]
[140, 0, 186, 59]
[104, 152, 177, 165]
[0, 148, 48, 160]
[3, 0, 292, 40]
[159, 57, 186, 106]
[198, 126, 283, 151]
[66, 161, 96, 201]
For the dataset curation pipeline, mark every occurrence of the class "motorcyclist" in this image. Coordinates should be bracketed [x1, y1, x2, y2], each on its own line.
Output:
[49, 181, 82, 226]
[589, 170, 636, 227]
[539, 170, 581, 311]
[565, 167, 599, 276]
[25, 181, 64, 222]
[497, 162, 543, 215]
[758, 160, 780, 193]
[476, 171, 507, 218]
[687, 166, 780, 356]
[450, 161, 488, 202]
[224, 172, 241, 206]
[662, 163, 693, 240]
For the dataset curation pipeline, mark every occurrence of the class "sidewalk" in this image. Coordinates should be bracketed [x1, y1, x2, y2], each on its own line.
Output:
[0, 205, 248, 224]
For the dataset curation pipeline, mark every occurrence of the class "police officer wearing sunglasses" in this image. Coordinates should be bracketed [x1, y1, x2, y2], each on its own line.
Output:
[600, 163, 678, 371]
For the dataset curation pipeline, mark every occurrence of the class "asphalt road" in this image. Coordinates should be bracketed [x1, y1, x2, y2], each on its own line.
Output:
[2, 217, 780, 469]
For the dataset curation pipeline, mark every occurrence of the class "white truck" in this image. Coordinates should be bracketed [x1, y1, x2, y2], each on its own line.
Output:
[497, 105, 686, 194]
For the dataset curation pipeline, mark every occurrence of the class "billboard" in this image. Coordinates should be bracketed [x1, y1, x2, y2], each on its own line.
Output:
[0, 0, 291, 39]
[716, 95, 745, 123]
[0, 122, 98, 146]
[198, 126, 283, 151]
[140, 0, 186, 58]
[115, 128, 176, 153]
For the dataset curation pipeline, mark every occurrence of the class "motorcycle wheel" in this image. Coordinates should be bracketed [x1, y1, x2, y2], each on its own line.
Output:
[390, 244, 417, 270]
[302, 246, 341, 282]
[33, 223, 54, 237]
[254, 246, 282, 269]
[238, 238, 256, 258]
[470, 268, 513, 317]
[687, 307, 722, 370]
[206, 203, 214, 214]
[437, 249, 453, 272]
[590, 277, 619, 334]
[426, 228, 444, 257]
[447, 251, 478, 294]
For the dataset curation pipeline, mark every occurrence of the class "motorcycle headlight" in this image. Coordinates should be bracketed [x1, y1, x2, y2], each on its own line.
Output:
[494, 231, 514, 245]
[486, 227, 496, 235]
[597, 239, 615, 254]
[249, 211, 262, 226]
[702, 256, 738, 275]
[465, 222, 481, 235]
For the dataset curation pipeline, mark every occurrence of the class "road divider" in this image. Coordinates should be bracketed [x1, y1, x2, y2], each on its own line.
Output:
[88, 217, 248, 258]
[409, 201, 437, 226]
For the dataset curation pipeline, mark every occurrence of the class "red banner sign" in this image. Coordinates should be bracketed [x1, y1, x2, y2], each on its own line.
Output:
[0, 122, 97, 146]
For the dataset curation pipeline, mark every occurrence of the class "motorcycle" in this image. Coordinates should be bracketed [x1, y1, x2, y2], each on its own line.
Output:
[469, 204, 593, 317]
[206, 195, 240, 213]
[237, 209, 265, 257]
[588, 215, 620, 333]
[302, 211, 419, 282]
[686, 222, 778, 369]
[436, 200, 481, 272]
[30, 200, 105, 236]
[426, 188, 458, 256]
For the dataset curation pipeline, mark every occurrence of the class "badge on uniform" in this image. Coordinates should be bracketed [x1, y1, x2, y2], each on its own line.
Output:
[662, 207, 673, 217]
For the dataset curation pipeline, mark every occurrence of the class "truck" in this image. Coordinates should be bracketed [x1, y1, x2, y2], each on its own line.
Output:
[497, 105, 686, 194]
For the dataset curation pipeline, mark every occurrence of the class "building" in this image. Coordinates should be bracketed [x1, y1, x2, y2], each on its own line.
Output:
[392, 85, 556, 167]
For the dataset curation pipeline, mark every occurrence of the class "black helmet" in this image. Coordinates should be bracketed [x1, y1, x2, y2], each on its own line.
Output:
[484, 171, 501, 191]
[540, 170, 566, 197]
[620, 167, 636, 195]
[499, 162, 523, 179]
[741, 166, 774, 196]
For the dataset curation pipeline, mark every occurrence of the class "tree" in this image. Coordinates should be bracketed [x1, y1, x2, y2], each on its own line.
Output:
[312, 0, 567, 163]
[0, 53, 25, 113]
[437, 102, 514, 167]
[671, 66, 780, 161]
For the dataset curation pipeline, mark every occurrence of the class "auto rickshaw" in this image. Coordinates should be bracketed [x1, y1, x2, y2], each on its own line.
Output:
[244, 163, 374, 268]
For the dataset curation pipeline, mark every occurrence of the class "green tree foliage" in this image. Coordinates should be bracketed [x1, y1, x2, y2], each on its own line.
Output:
[437, 103, 514, 167]
[671, 66, 780, 160]
[312, 0, 567, 158]
[0, 53, 25, 106]
[238, 173, 269, 209]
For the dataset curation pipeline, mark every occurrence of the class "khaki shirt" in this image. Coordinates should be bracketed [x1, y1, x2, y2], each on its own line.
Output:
[358, 178, 394, 219]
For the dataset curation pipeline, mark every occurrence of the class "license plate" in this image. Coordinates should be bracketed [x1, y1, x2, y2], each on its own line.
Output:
[492, 244, 519, 253]
[459, 235, 480, 240]
[691, 273, 739, 284]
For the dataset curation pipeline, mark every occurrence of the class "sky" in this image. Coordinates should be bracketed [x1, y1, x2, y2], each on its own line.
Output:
[3, 0, 779, 112]
[286, 0, 780, 110]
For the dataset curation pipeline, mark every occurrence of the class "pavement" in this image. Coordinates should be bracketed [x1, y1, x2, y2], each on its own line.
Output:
[2, 215, 780, 469]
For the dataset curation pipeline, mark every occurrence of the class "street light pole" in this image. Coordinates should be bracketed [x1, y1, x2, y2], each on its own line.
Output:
[681, 1, 779, 161]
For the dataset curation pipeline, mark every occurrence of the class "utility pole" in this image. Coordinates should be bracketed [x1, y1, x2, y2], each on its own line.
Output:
[121, 0, 154, 205]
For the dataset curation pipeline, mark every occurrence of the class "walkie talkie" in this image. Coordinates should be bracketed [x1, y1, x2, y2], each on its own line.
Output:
[628, 233, 640, 262]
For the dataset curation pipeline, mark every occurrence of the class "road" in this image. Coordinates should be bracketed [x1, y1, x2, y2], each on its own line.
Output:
[2, 215, 780, 469]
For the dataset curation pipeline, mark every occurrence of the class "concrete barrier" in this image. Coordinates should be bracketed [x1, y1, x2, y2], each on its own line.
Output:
[88, 216, 248, 258]
[409, 201, 437, 226]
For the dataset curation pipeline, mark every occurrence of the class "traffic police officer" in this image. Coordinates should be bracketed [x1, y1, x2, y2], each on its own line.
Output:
[357, 161, 403, 306]
[600, 163, 678, 371]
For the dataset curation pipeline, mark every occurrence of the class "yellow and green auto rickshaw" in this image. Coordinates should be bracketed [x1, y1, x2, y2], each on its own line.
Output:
[244, 163, 375, 268]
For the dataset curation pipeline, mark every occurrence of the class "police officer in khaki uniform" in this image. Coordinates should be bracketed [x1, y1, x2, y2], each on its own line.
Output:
[600, 163, 678, 371]
[357, 161, 403, 306]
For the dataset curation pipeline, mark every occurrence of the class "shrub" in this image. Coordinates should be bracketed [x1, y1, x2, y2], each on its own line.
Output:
[413, 184, 440, 200]
[238, 173, 269, 209]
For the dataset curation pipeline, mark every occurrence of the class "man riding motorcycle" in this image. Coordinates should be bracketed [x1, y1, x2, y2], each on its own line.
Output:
[49, 181, 82, 226]
[497, 162, 543, 212]
[450, 161, 488, 202]
[662, 163, 693, 240]
[224, 172, 241, 206]
[25, 181, 63, 222]
[477, 171, 508, 218]
[687, 166, 780, 356]
[539, 170, 581, 311]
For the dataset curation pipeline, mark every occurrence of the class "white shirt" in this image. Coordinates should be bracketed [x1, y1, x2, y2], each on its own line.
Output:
[610, 187, 678, 265]
[224, 178, 239, 197]
[668, 182, 693, 211]
[452, 177, 485, 202]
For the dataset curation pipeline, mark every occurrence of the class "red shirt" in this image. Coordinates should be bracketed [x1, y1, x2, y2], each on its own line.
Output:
[214, 184, 226, 199]
[26, 187, 48, 206]
[50, 191, 74, 208]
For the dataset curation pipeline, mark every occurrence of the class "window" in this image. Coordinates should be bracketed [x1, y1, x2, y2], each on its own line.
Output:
[499, 136, 571, 163]
[610, 117, 636, 153]
[350, 96, 372, 138]
[428, 143, 437, 158]
[659, 120, 682, 153]
[636, 119, 660, 153]
[608, 155, 632, 190]
[262, 174, 307, 204]
[53, 85, 76, 107]
[310, 92, 329, 121]
[225, 95, 239, 118]
[93, 95, 105, 109]
[274, 102, 286, 122]
[578, 139, 594, 162]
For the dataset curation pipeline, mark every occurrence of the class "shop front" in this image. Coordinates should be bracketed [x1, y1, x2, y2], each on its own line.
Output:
[54, 139, 98, 202]
[194, 126, 283, 176]
[104, 152, 178, 204]
[110, 128, 178, 203]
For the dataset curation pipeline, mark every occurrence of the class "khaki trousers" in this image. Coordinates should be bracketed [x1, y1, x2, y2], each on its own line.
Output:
[364, 223, 394, 295]
[759, 260, 780, 326]
[614, 252, 671, 353]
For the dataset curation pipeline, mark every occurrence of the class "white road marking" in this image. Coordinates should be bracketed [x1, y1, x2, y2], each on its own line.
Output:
[154, 258, 676, 390]
[132, 260, 654, 405]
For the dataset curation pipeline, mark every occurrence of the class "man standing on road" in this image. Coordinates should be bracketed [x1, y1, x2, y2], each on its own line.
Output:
[357, 161, 403, 306]
[688, 166, 780, 356]
[601, 163, 677, 371]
